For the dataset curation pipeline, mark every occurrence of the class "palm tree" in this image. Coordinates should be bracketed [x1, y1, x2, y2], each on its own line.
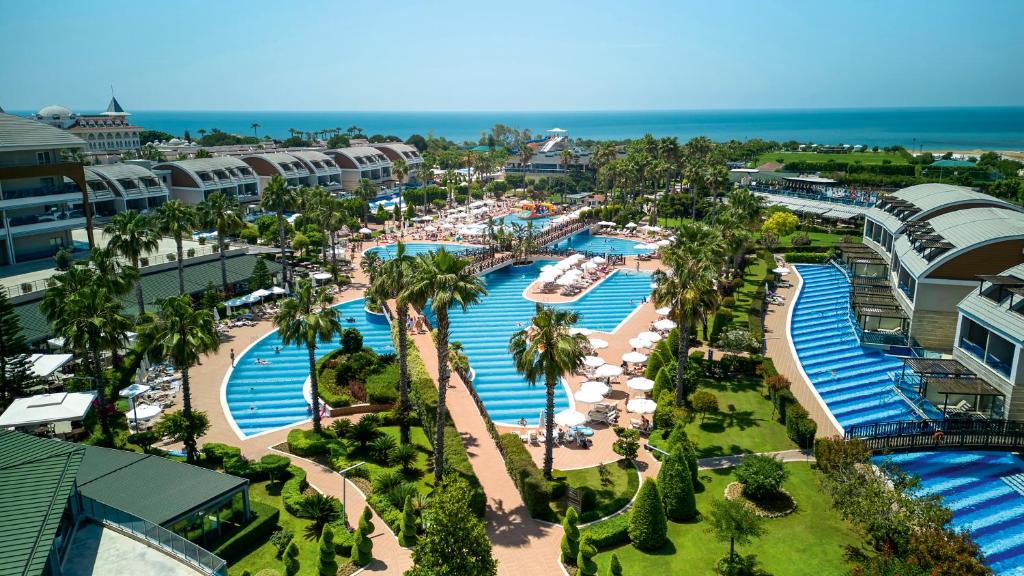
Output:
[137, 295, 219, 462]
[273, 280, 342, 433]
[198, 192, 244, 294]
[405, 249, 488, 484]
[509, 304, 588, 478]
[356, 178, 377, 223]
[360, 250, 383, 285]
[251, 122, 261, 139]
[368, 242, 418, 443]
[104, 211, 160, 314]
[153, 200, 196, 295]
[197, 128, 207, 141]
[261, 174, 298, 288]
[393, 158, 408, 233]
[559, 148, 576, 203]
[518, 144, 535, 178]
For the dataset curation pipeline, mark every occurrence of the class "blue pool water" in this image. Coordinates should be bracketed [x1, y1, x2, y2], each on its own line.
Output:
[878, 451, 1024, 575]
[436, 261, 652, 425]
[550, 230, 654, 256]
[365, 242, 480, 259]
[224, 299, 395, 437]
[790, 265, 939, 429]
[495, 213, 553, 230]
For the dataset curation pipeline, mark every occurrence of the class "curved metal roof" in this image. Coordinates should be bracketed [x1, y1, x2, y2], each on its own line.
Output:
[958, 262, 1024, 343]
[893, 207, 1024, 278]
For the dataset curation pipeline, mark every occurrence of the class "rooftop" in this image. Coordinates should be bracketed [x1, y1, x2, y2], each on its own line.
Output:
[0, 112, 88, 152]
[867, 183, 1021, 233]
[958, 262, 1024, 343]
[0, 391, 97, 428]
[892, 207, 1024, 278]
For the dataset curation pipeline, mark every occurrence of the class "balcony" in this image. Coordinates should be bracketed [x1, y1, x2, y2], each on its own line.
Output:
[7, 215, 87, 237]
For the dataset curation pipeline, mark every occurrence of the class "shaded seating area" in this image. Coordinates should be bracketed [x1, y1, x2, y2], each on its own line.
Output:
[835, 242, 889, 281]
[851, 290, 909, 346]
[899, 357, 1006, 419]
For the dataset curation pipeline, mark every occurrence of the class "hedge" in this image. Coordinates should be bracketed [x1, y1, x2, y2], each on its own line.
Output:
[580, 513, 630, 550]
[212, 501, 280, 562]
[282, 465, 309, 516]
[366, 364, 400, 405]
[782, 251, 831, 264]
[287, 429, 330, 458]
[499, 433, 551, 518]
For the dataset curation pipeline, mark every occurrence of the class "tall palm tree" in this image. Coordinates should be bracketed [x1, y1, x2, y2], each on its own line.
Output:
[369, 242, 418, 443]
[251, 122, 261, 139]
[519, 144, 535, 178]
[153, 200, 196, 295]
[261, 174, 298, 288]
[405, 249, 488, 484]
[198, 192, 244, 294]
[137, 295, 219, 462]
[393, 158, 408, 233]
[356, 178, 377, 223]
[273, 280, 342, 433]
[104, 211, 159, 314]
[509, 304, 588, 478]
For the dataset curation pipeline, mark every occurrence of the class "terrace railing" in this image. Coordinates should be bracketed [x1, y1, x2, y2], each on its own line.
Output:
[78, 494, 227, 575]
[845, 418, 1024, 452]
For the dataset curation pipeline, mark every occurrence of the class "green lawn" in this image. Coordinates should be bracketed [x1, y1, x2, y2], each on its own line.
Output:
[650, 376, 795, 459]
[714, 257, 768, 336]
[594, 463, 860, 576]
[339, 425, 436, 495]
[777, 230, 859, 249]
[550, 460, 640, 522]
[755, 150, 908, 167]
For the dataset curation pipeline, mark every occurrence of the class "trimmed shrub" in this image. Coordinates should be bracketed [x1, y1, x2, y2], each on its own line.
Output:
[350, 513, 373, 566]
[260, 454, 291, 485]
[580, 513, 629, 549]
[783, 251, 830, 264]
[283, 542, 299, 576]
[577, 534, 598, 576]
[645, 350, 665, 380]
[734, 454, 789, 501]
[561, 507, 580, 565]
[398, 495, 417, 547]
[212, 501, 280, 562]
[658, 448, 697, 521]
[281, 465, 308, 516]
[786, 404, 817, 448]
[341, 328, 363, 354]
[366, 363, 400, 404]
[628, 478, 667, 551]
[609, 553, 623, 576]
[317, 524, 338, 576]
[499, 433, 551, 517]
[287, 429, 329, 457]
[653, 390, 679, 432]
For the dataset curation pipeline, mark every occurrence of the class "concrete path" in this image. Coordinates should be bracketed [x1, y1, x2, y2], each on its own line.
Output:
[696, 448, 815, 470]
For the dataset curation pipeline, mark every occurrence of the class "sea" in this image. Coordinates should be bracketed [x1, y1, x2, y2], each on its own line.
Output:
[11, 107, 1024, 150]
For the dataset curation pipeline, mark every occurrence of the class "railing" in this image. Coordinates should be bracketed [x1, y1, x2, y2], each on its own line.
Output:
[78, 495, 227, 575]
[845, 418, 1024, 452]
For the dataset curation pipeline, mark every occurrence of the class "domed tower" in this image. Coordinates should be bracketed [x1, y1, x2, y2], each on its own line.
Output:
[36, 105, 77, 129]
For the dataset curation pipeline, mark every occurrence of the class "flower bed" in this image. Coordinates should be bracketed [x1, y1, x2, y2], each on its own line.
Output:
[723, 482, 797, 518]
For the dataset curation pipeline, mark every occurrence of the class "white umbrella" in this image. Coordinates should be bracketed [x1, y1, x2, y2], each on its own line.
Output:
[626, 398, 657, 414]
[597, 221, 617, 227]
[579, 381, 610, 395]
[212, 307, 220, 322]
[656, 239, 672, 246]
[574, 388, 605, 404]
[556, 275, 576, 286]
[628, 337, 653, 349]
[626, 377, 655, 392]
[588, 338, 609, 349]
[590, 256, 606, 264]
[126, 404, 163, 422]
[583, 355, 606, 368]
[622, 351, 649, 364]
[313, 272, 332, 281]
[625, 222, 638, 228]
[581, 261, 598, 271]
[119, 383, 151, 398]
[773, 267, 790, 275]
[424, 225, 437, 231]
[643, 243, 660, 250]
[569, 327, 594, 336]
[641, 225, 662, 232]
[653, 319, 677, 331]
[553, 409, 587, 427]
[638, 331, 662, 342]
[655, 306, 672, 316]
[594, 364, 624, 379]
[540, 264, 558, 272]
[251, 288, 272, 298]
[633, 243, 651, 250]
[270, 286, 287, 295]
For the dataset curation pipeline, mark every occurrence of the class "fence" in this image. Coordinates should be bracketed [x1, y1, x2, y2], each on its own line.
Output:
[845, 418, 1024, 452]
[78, 495, 227, 575]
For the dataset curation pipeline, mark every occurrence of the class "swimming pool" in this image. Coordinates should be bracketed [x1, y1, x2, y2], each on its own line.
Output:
[495, 213, 553, 230]
[878, 451, 1024, 575]
[435, 261, 652, 425]
[223, 298, 395, 437]
[549, 230, 654, 256]
[790, 264, 940, 430]
[365, 242, 480, 259]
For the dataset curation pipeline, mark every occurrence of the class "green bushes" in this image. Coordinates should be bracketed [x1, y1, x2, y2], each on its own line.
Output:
[710, 308, 734, 343]
[366, 364, 399, 404]
[580, 513, 630, 549]
[658, 448, 697, 521]
[318, 524, 339, 575]
[561, 507, 580, 564]
[281, 465, 309, 516]
[500, 433, 551, 518]
[735, 454, 789, 501]
[287, 429, 329, 457]
[782, 252, 830, 264]
[212, 501, 280, 562]
[786, 404, 817, 448]
[628, 478, 668, 551]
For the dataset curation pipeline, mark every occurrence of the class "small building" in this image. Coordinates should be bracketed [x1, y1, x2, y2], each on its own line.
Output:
[153, 157, 260, 205]
[0, 391, 95, 437]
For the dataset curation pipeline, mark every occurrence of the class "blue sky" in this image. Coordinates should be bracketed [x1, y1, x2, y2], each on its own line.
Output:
[1, 0, 1022, 111]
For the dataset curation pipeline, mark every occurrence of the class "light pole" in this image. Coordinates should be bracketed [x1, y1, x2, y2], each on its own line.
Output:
[338, 461, 366, 527]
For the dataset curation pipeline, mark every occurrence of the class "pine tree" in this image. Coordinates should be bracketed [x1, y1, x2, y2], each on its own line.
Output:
[284, 542, 300, 576]
[658, 447, 698, 521]
[667, 422, 700, 486]
[628, 478, 668, 551]
[0, 286, 33, 409]
[607, 553, 623, 576]
[398, 495, 417, 547]
[361, 505, 376, 535]
[561, 506, 580, 564]
[577, 534, 598, 576]
[406, 476, 496, 576]
[350, 513, 373, 566]
[318, 524, 338, 576]
[250, 257, 272, 290]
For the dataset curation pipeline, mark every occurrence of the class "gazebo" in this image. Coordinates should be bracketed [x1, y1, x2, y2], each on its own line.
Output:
[899, 357, 1005, 419]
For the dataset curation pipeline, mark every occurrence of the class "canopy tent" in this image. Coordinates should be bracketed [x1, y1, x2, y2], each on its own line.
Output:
[0, 391, 97, 429]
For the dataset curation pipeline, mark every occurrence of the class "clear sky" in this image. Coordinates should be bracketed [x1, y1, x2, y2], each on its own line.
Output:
[1, 0, 1022, 112]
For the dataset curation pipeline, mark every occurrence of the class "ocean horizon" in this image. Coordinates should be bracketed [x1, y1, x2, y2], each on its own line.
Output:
[10, 107, 1024, 150]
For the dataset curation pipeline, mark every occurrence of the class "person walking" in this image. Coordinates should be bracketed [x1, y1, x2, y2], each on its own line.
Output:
[230, 348, 235, 367]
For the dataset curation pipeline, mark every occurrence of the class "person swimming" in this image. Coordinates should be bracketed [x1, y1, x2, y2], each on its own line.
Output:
[255, 358, 270, 366]
[273, 346, 281, 354]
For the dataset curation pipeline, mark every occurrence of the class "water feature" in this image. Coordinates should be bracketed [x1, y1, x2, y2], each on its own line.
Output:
[495, 212, 554, 230]
[549, 230, 655, 256]
[365, 242, 480, 259]
[224, 298, 394, 437]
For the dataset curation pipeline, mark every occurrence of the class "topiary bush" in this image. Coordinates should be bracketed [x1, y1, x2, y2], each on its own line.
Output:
[658, 447, 697, 521]
[561, 507, 580, 565]
[286, 429, 329, 457]
[577, 534, 598, 576]
[628, 478, 667, 551]
[349, 511, 373, 566]
[341, 327, 363, 354]
[317, 524, 338, 576]
[281, 465, 309, 516]
[398, 495, 417, 548]
[734, 454, 789, 501]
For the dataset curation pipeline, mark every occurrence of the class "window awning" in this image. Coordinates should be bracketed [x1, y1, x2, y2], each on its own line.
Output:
[927, 377, 1004, 397]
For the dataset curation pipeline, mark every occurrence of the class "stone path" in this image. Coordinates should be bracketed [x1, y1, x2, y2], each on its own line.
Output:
[696, 448, 815, 470]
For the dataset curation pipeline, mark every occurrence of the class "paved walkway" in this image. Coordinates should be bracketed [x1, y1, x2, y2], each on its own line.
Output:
[696, 448, 815, 470]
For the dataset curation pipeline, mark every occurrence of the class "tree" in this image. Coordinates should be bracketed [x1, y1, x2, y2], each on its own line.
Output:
[273, 280, 342, 433]
[0, 287, 34, 409]
[404, 249, 487, 484]
[561, 507, 580, 565]
[368, 242, 419, 443]
[341, 327, 363, 354]
[250, 257, 272, 290]
[318, 524, 339, 576]
[251, 122, 261, 139]
[198, 192, 244, 294]
[260, 454, 291, 485]
[262, 174, 299, 287]
[356, 178, 377, 223]
[138, 295, 219, 461]
[692, 390, 719, 424]
[518, 143, 535, 176]
[762, 211, 799, 239]
[607, 553, 623, 576]
[734, 454, 789, 501]
[629, 479, 668, 551]
[658, 447, 697, 521]
[398, 495, 417, 547]
[577, 534, 598, 576]
[350, 510, 373, 567]
[612, 426, 641, 461]
[406, 476, 497, 576]
[104, 210, 160, 314]
[153, 200, 196, 295]
[682, 136, 729, 218]
[705, 498, 765, 569]
[283, 542, 299, 576]
[509, 304, 588, 478]
[154, 410, 211, 456]
[298, 493, 342, 534]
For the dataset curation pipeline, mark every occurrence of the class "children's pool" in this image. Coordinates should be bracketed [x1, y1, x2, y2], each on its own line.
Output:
[549, 230, 654, 256]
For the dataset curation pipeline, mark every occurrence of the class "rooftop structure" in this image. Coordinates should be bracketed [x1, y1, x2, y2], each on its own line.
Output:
[240, 150, 342, 193]
[285, 149, 343, 191]
[153, 156, 259, 205]
[369, 142, 424, 183]
[34, 99, 143, 153]
[324, 146, 393, 192]
[84, 162, 169, 214]
[0, 391, 96, 435]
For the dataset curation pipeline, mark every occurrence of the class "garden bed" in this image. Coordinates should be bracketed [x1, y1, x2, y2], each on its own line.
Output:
[724, 481, 797, 518]
[550, 460, 640, 523]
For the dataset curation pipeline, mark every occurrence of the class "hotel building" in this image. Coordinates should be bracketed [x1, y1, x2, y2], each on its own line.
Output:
[153, 157, 260, 205]
[34, 98, 143, 153]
